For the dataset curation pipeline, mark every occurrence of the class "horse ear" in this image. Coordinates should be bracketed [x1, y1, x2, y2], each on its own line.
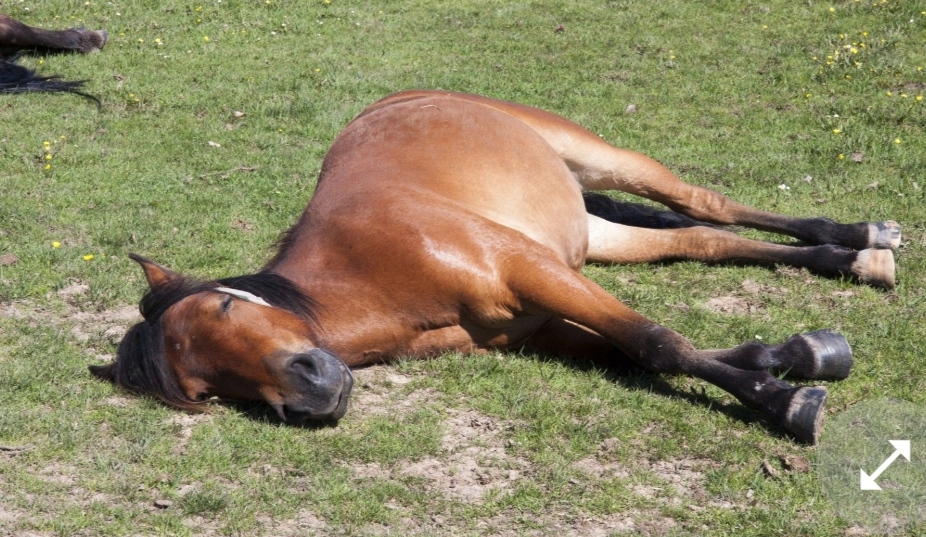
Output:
[129, 253, 181, 289]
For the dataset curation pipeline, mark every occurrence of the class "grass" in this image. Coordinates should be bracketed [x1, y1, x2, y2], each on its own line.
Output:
[1, 0, 925, 535]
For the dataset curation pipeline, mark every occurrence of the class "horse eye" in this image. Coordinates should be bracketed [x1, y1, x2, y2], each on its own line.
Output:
[220, 295, 233, 313]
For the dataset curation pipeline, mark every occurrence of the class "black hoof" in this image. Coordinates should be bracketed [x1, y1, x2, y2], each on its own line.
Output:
[779, 330, 853, 380]
[781, 386, 828, 444]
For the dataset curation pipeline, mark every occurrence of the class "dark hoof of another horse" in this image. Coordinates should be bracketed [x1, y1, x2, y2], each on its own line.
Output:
[95, 30, 109, 51]
[868, 221, 901, 250]
[78, 29, 108, 53]
[851, 248, 895, 289]
[782, 386, 828, 445]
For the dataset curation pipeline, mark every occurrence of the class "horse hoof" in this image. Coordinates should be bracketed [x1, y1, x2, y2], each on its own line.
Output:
[95, 30, 108, 50]
[868, 221, 901, 250]
[783, 330, 853, 380]
[851, 248, 895, 289]
[782, 386, 828, 445]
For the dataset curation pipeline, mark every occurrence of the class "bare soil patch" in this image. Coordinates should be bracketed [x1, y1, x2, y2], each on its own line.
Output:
[398, 408, 530, 502]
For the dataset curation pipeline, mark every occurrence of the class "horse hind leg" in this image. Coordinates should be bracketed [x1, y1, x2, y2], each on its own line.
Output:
[557, 132, 900, 250]
[586, 215, 896, 288]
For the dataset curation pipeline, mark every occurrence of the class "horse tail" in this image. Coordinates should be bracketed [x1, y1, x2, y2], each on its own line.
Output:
[583, 192, 721, 229]
[0, 56, 100, 106]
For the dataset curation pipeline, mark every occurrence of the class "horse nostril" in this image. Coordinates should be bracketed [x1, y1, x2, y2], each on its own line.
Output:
[288, 349, 345, 383]
[289, 354, 320, 380]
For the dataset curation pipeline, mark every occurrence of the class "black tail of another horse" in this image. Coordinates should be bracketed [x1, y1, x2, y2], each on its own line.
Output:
[0, 57, 100, 106]
[583, 192, 721, 229]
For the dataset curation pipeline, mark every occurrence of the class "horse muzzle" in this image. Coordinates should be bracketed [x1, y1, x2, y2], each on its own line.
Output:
[275, 348, 354, 424]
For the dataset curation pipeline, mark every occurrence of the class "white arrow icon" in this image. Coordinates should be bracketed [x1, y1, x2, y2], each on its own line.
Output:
[860, 440, 911, 491]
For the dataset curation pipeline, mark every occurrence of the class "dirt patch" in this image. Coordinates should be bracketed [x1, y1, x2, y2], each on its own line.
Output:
[398, 409, 530, 502]
[261, 510, 330, 536]
[0, 505, 22, 527]
[165, 413, 214, 456]
[0, 283, 139, 355]
[347, 366, 431, 418]
[701, 278, 793, 316]
[348, 405, 529, 504]
[740, 279, 789, 297]
[701, 295, 757, 315]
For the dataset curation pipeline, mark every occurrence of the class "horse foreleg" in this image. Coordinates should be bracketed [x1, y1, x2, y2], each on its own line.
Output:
[586, 215, 895, 288]
[508, 255, 845, 443]
[525, 317, 852, 381]
[0, 15, 106, 54]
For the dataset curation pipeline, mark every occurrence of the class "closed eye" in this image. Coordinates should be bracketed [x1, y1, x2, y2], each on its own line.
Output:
[220, 295, 233, 313]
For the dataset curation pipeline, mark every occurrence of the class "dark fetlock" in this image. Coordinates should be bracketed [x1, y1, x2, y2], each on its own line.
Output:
[777, 330, 853, 380]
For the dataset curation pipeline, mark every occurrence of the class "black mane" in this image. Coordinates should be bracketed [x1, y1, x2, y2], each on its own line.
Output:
[89, 270, 320, 409]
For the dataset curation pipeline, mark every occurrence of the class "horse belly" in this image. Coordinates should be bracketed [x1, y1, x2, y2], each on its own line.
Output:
[320, 93, 590, 269]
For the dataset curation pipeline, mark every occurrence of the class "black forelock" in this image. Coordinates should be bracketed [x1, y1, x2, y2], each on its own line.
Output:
[136, 271, 320, 325]
[217, 271, 321, 326]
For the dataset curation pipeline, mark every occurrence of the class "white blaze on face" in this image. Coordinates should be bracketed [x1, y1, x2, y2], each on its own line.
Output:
[214, 287, 273, 307]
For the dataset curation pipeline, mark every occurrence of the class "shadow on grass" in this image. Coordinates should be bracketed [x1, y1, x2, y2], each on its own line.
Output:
[534, 352, 795, 442]
[220, 352, 794, 442]
[221, 399, 343, 430]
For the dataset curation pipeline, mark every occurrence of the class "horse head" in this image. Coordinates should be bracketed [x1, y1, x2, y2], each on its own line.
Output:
[89, 254, 353, 424]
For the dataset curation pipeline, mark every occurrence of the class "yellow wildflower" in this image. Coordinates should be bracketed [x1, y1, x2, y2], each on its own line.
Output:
[52, 241, 61, 248]
[83, 254, 94, 261]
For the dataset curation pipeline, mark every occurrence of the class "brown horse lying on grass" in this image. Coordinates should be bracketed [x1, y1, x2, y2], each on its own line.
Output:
[90, 91, 900, 444]
[0, 14, 105, 101]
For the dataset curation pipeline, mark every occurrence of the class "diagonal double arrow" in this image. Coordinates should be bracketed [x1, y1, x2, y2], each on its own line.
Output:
[860, 440, 911, 491]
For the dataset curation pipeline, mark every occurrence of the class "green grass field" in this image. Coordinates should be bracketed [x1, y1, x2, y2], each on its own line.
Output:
[1, 1, 924, 535]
